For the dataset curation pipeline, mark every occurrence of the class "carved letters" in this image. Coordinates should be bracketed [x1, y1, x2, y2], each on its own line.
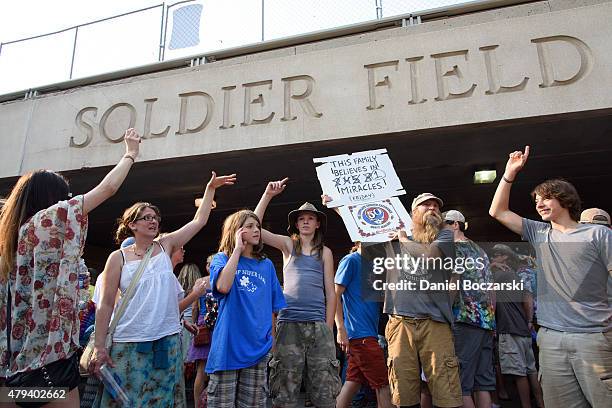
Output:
[72, 35, 592, 148]
[362, 35, 590, 110]
[100, 103, 136, 143]
[177, 92, 214, 135]
[531, 35, 592, 88]
[479, 45, 529, 95]
[73, 77, 323, 147]
[431, 50, 477, 101]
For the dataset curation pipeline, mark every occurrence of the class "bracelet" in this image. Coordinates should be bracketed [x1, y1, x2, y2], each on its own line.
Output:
[123, 154, 135, 163]
[502, 175, 514, 183]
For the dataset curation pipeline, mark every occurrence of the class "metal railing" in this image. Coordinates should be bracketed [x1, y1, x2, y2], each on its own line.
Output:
[0, 0, 530, 97]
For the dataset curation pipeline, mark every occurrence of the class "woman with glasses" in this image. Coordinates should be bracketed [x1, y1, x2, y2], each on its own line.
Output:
[0, 128, 141, 407]
[89, 171, 236, 407]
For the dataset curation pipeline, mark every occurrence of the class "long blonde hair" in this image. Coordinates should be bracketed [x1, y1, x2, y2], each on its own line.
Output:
[218, 210, 265, 260]
[290, 211, 325, 259]
[178, 263, 202, 295]
[0, 171, 70, 279]
[291, 229, 324, 259]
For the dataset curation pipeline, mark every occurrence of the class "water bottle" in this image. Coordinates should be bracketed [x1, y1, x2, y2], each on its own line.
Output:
[98, 364, 131, 407]
[78, 259, 89, 289]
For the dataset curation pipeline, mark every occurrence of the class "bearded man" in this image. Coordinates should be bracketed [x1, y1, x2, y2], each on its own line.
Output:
[383, 193, 463, 408]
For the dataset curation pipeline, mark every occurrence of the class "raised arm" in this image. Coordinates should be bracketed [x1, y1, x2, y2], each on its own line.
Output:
[83, 129, 141, 215]
[489, 146, 530, 235]
[321, 194, 341, 216]
[323, 247, 337, 330]
[215, 229, 245, 294]
[179, 277, 207, 312]
[161, 171, 236, 255]
[254, 178, 292, 255]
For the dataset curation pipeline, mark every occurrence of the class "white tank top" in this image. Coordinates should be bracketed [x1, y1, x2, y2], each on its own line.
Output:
[111, 243, 184, 342]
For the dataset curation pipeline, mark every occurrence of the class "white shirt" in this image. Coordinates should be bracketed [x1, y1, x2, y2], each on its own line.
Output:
[109, 245, 184, 342]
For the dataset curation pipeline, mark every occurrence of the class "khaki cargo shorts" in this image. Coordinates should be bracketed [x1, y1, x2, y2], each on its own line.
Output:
[386, 315, 462, 407]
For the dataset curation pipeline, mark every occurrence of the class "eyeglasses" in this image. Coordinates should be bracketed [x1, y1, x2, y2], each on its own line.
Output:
[135, 214, 161, 223]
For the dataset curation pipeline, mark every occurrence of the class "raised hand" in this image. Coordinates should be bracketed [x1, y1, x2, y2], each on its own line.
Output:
[505, 146, 530, 179]
[234, 227, 247, 253]
[321, 194, 333, 207]
[193, 277, 208, 296]
[264, 178, 289, 198]
[123, 128, 141, 157]
[207, 171, 237, 189]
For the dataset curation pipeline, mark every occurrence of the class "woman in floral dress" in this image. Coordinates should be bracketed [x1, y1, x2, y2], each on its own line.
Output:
[0, 128, 142, 407]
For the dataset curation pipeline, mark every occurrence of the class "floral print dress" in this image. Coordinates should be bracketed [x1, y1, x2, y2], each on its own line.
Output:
[1, 196, 88, 376]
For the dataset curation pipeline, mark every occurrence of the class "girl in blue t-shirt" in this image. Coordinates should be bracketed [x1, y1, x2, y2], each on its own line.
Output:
[206, 210, 286, 407]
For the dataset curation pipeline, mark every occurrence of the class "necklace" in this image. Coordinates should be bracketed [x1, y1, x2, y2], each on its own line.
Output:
[131, 244, 150, 257]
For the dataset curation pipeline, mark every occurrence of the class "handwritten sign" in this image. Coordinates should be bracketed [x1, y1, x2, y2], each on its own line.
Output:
[339, 197, 413, 242]
[313, 149, 405, 207]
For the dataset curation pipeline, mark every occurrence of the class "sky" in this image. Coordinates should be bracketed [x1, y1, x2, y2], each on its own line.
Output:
[0, 0, 461, 95]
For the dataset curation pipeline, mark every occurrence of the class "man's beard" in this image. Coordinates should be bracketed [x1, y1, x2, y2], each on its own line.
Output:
[412, 211, 442, 244]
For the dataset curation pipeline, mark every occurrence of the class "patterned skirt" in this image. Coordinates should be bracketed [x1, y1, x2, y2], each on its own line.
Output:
[99, 333, 186, 407]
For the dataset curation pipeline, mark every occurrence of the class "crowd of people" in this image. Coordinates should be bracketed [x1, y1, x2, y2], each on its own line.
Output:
[0, 131, 610, 408]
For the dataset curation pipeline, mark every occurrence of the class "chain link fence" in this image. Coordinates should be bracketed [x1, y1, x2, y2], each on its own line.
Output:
[0, 0, 491, 96]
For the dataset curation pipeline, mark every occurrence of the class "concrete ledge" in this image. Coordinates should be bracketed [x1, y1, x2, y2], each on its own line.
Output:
[1, 0, 611, 178]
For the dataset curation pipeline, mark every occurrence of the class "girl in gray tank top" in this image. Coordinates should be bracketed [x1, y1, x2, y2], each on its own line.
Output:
[279, 250, 326, 321]
[254, 179, 341, 408]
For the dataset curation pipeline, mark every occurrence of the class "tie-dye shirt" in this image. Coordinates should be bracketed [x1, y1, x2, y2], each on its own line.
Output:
[452, 240, 495, 330]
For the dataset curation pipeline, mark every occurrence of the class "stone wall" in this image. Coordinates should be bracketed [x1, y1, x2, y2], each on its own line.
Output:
[1, 0, 610, 178]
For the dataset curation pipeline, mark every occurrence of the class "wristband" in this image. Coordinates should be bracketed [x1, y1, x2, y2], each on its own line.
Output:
[502, 175, 514, 183]
[123, 154, 135, 163]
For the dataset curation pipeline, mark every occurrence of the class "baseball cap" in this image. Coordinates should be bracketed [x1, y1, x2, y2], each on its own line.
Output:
[411, 193, 443, 212]
[443, 210, 468, 230]
[443, 210, 465, 223]
[579, 208, 611, 226]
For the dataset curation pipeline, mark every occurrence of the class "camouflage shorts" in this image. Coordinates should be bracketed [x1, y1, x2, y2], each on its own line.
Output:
[269, 321, 341, 408]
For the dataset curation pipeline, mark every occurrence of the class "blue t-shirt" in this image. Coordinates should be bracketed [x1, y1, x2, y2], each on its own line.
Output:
[206, 252, 286, 373]
[334, 252, 380, 340]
